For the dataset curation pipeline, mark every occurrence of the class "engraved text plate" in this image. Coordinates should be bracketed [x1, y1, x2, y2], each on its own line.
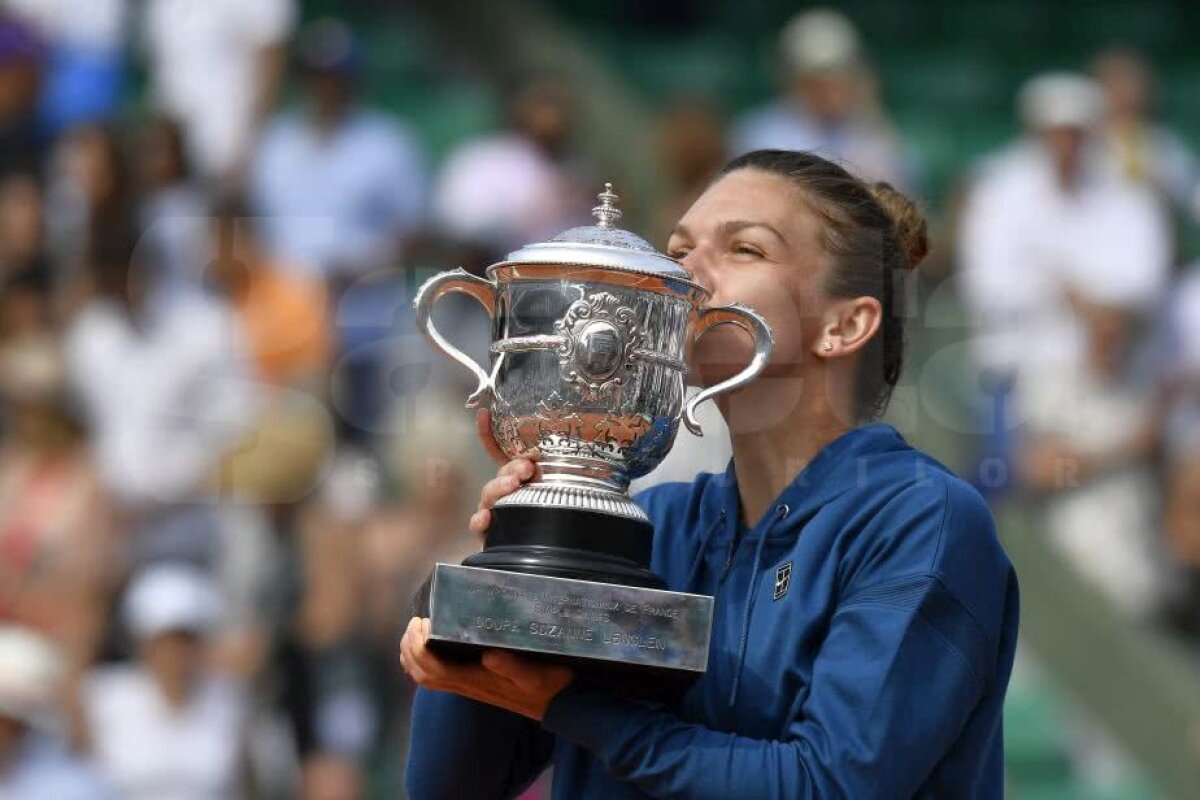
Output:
[427, 564, 714, 673]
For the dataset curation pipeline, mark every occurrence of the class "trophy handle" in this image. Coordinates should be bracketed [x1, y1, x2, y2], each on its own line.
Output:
[683, 304, 774, 435]
[413, 268, 497, 408]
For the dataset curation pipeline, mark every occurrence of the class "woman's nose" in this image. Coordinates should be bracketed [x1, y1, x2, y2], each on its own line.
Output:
[680, 249, 716, 292]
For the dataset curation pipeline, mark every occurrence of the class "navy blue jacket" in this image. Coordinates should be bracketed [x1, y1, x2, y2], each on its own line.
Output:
[406, 423, 1019, 799]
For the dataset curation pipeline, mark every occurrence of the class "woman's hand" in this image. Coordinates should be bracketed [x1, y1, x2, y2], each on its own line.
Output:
[470, 409, 540, 541]
[399, 617, 574, 721]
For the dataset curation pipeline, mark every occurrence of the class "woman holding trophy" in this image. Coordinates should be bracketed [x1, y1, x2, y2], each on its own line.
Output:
[400, 150, 1019, 799]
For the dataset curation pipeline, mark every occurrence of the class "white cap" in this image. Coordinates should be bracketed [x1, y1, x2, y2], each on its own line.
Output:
[780, 8, 862, 74]
[1019, 72, 1105, 130]
[124, 565, 222, 640]
[0, 626, 63, 724]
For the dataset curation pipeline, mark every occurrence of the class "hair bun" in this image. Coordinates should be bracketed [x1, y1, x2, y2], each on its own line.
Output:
[869, 182, 929, 272]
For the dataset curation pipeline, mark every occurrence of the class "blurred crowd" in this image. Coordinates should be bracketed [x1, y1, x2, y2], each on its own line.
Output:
[0, 2, 1198, 799]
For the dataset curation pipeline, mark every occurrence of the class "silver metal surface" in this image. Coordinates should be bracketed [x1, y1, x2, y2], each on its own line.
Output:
[683, 303, 775, 436]
[492, 483, 649, 523]
[428, 563, 714, 672]
[412, 268, 497, 408]
[498, 184, 689, 278]
[412, 184, 775, 517]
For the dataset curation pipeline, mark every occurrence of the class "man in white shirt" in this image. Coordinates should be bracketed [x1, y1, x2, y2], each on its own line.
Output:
[250, 18, 427, 281]
[958, 73, 1170, 390]
[143, 0, 295, 182]
[63, 230, 259, 510]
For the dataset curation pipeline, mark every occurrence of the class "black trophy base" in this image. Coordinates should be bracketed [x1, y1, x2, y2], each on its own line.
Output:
[464, 503, 665, 590]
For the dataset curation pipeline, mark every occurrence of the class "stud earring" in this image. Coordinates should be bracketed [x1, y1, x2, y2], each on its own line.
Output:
[822, 341, 833, 352]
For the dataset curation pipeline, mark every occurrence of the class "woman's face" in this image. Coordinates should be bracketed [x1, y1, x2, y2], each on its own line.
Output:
[666, 168, 828, 387]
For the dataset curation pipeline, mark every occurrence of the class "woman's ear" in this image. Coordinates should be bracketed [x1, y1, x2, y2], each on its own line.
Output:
[812, 296, 883, 358]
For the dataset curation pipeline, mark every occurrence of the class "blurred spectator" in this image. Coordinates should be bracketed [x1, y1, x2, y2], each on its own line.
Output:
[1163, 264, 1200, 570]
[142, 0, 294, 184]
[0, 171, 44, 280]
[957, 73, 1170, 484]
[204, 196, 334, 507]
[82, 565, 250, 800]
[731, 8, 911, 187]
[45, 123, 135, 285]
[1091, 47, 1200, 223]
[2, 0, 124, 136]
[653, 98, 727, 240]
[960, 73, 1171, 378]
[63, 227, 259, 510]
[0, 626, 108, 799]
[206, 196, 331, 391]
[0, 276, 114, 662]
[0, 13, 44, 180]
[433, 73, 590, 257]
[1015, 295, 1168, 618]
[251, 18, 426, 282]
[137, 116, 210, 296]
[360, 402, 478, 647]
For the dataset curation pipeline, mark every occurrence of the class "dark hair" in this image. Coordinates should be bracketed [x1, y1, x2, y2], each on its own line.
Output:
[87, 223, 140, 300]
[719, 149, 928, 421]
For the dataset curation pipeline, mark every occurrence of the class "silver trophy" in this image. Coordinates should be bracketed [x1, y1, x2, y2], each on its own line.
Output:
[413, 185, 773, 684]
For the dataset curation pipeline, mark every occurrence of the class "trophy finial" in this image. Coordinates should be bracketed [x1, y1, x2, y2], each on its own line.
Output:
[592, 182, 622, 228]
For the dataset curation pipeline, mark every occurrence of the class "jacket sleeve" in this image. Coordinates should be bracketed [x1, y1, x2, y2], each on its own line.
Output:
[405, 688, 555, 800]
[541, 482, 1014, 800]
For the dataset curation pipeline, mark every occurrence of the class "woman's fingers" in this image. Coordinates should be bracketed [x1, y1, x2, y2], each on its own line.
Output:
[499, 457, 536, 480]
[479, 472, 523, 508]
[477, 459, 536, 511]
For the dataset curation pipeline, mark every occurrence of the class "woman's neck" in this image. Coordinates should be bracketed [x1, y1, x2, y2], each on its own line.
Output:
[722, 375, 852, 528]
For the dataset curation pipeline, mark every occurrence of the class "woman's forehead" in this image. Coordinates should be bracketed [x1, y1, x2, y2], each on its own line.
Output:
[674, 169, 817, 244]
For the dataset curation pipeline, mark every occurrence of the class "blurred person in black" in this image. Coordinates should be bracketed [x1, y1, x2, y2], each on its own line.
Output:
[0, 14, 43, 180]
[136, 116, 211, 298]
[0, 171, 43, 278]
[433, 73, 592, 259]
[731, 8, 911, 188]
[1091, 46, 1200, 224]
[44, 123, 135, 286]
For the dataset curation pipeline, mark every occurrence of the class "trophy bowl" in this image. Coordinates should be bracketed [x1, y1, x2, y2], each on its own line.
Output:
[412, 185, 772, 681]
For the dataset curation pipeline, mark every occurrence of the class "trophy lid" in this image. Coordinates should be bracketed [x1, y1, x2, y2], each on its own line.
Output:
[494, 183, 690, 278]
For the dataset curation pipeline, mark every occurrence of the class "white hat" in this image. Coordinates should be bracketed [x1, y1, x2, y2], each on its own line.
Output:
[124, 565, 222, 640]
[1018, 72, 1105, 129]
[780, 8, 862, 74]
[0, 626, 63, 724]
